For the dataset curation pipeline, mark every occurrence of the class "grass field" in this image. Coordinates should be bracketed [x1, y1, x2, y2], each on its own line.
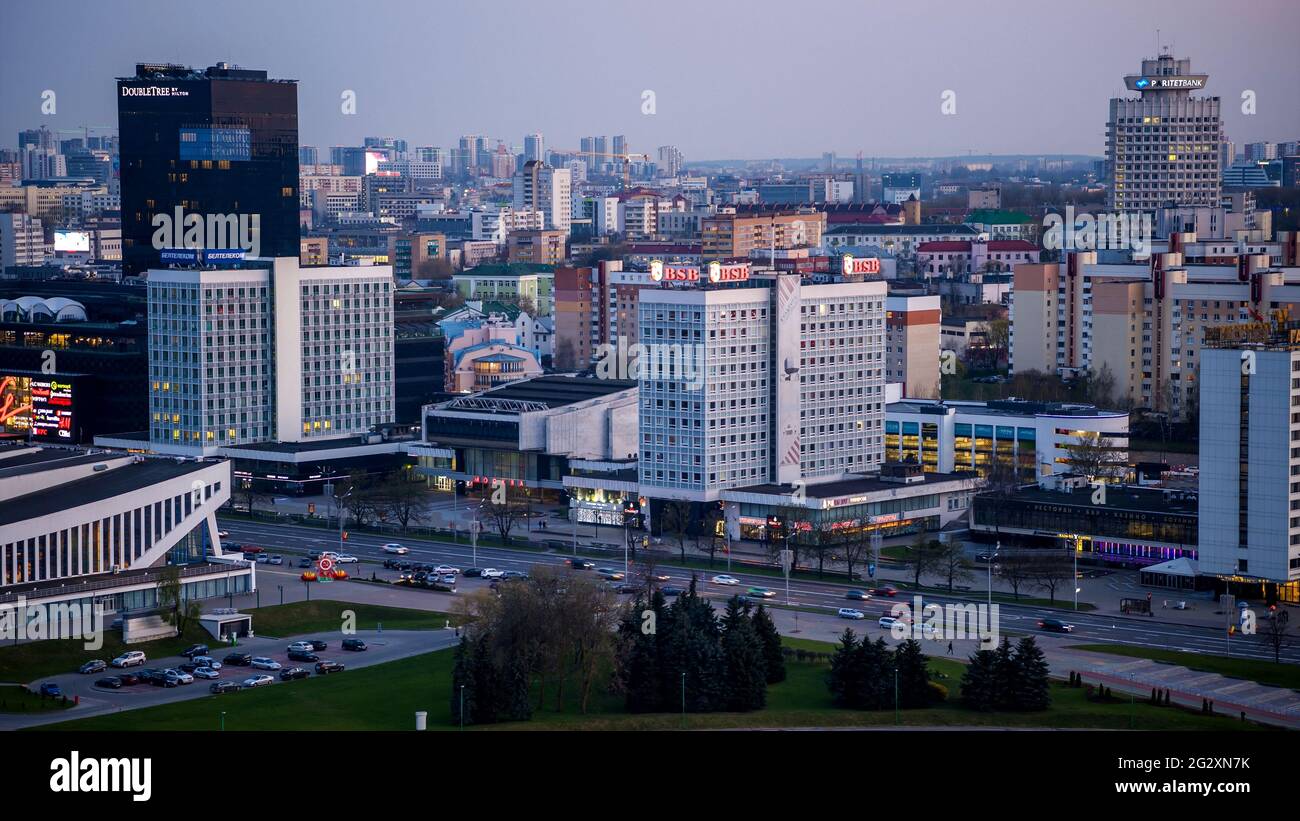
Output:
[0, 684, 74, 714]
[1070, 643, 1300, 690]
[37, 636, 1262, 732]
[0, 601, 452, 684]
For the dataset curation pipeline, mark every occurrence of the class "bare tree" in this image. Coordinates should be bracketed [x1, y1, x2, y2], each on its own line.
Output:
[996, 550, 1037, 599]
[1031, 550, 1076, 604]
[375, 470, 430, 534]
[901, 532, 945, 590]
[659, 501, 693, 563]
[1264, 610, 1290, 664]
[936, 539, 975, 592]
[480, 485, 530, 545]
[1061, 432, 1127, 483]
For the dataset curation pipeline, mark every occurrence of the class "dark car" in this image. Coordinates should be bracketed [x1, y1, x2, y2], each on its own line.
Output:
[117, 672, 141, 686]
[287, 650, 319, 663]
[148, 671, 177, 688]
[181, 644, 209, 658]
[568, 559, 595, 570]
[383, 559, 400, 570]
[1038, 618, 1074, 633]
[315, 661, 345, 674]
[279, 666, 311, 681]
[223, 652, 253, 666]
[39, 682, 63, 697]
[461, 567, 483, 577]
[94, 676, 123, 689]
[845, 589, 871, 601]
[210, 681, 241, 694]
[398, 561, 415, 572]
[298, 557, 315, 568]
[78, 659, 107, 674]
[413, 572, 428, 585]
[616, 583, 641, 594]
[309, 639, 327, 651]
[661, 586, 684, 597]
[502, 570, 528, 580]
[341, 638, 367, 652]
[178, 661, 202, 673]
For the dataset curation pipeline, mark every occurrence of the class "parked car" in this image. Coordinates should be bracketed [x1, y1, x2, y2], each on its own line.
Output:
[117, 673, 141, 686]
[746, 587, 777, 599]
[878, 616, 905, 631]
[94, 676, 124, 689]
[39, 682, 63, 697]
[315, 661, 345, 674]
[382, 543, 409, 555]
[838, 608, 866, 620]
[502, 570, 528, 580]
[1038, 618, 1074, 633]
[710, 575, 740, 586]
[298, 557, 315, 568]
[163, 668, 194, 685]
[255, 554, 270, 563]
[191, 656, 222, 670]
[844, 590, 871, 601]
[210, 681, 241, 694]
[268, 555, 284, 565]
[250, 657, 282, 671]
[341, 638, 367, 652]
[616, 583, 641, 594]
[287, 650, 319, 663]
[242, 674, 275, 688]
[111, 651, 146, 668]
[481, 568, 505, 579]
[433, 564, 460, 575]
[439, 574, 457, 585]
[180, 644, 209, 658]
[223, 652, 253, 666]
[79, 660, 107, 675]
[147, 671, 176, 688]
[279, 666, 311, 681]
[461, 567, 484, 577]
[308, 639, 327, 651]
[192, 666, 220, 680]
[287, 641, 315, 653]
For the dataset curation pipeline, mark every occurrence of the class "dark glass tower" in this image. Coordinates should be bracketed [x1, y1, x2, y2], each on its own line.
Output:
[117, 62, 299, 274]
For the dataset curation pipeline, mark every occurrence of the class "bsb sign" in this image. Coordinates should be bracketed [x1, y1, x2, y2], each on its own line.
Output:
[841, 254, 881, 276]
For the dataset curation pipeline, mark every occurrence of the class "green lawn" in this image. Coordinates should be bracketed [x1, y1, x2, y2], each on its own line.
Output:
[0, 684, 74, 714]
[0, 601, 453, 684]
[37, 636, 1262, 732]
[1070, 643, 1300, 690]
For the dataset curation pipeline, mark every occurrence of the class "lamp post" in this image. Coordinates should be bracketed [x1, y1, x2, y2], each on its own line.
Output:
[337, 487, 353, 556]
[459, 684, 465, 731]
[278, 584, 283, 606]
[988, 541, 1000, 610]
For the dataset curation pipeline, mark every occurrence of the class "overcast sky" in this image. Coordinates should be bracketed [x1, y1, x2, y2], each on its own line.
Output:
[2, 0, 1297, 160]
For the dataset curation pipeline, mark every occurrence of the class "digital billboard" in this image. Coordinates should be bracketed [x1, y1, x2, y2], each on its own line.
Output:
[0, 374, 80, 441]
[54, 230, 91, 253]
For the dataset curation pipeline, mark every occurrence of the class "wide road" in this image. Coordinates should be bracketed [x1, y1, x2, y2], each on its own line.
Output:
[220, 518, 1300, 665]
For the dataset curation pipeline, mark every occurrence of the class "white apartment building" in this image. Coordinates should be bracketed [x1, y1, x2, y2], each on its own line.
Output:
[145, 257, 394, 456]
[512, 161, 571, 234]
[0, 213, 45, 269]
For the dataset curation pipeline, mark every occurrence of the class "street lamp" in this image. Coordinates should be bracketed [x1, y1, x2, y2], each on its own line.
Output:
[988, 541, 1000, 610]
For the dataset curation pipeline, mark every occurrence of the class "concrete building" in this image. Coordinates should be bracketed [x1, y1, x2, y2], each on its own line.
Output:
[512, 161, 571, 234]
[505, 229, 566, 266]
[701, 209, 826, 260]
[440, 316, 543, 394]
[453, 264, 554, 316]
[0, 213, 45, 270]
[885, 294, 941, 398]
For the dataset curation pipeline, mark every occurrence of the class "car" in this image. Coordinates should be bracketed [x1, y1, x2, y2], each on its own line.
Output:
[241, 545, 265, 554]
[111, 651, 146, 668]
[461, 567, 484, 577]
[178, 661, 202, 673]
[596, 568, 625, 581]
[333, 554, 358, 564]
[710, 575, 740, 586]
[502, 570, 528, 580]
[434, 564, 460, 575]
[878, 616, 905, 630]
[157, 671, 184, 687]
[844, 590, 871, 601]
[242, 674, 275, 688]
[567, 559, 595, 570]
[1038, 618, 1074, 633]
[616, 583, 641, 595]
[191, 656, 222, 670]
[287, 650, 319, 663]
[870, 585, 898, 597]
[192, 666, 220, 680]
[78, 660, 107, 675]
[216, 530, 230, 539]
[746, 587, 777, 599]
[341, 638, 367, 652]
[308, 639, 327, 651]
[661, 586, 684, 597]
[117, 672, 141, 686]
[39, 682, 63, 697]
[974, 553, 995, 563]
[250, 657, 282, 671]
[481, 568, 505, 579]
[279, 666, 311, 681]
[223, 652, 253, 666]
[383, 559, 400, 569]
[287, 641, 315, 653]
[649, 573, 672, 582]
[94, 676, 124, 689]
[838, 608, 866, 620]
[315, 661, 345, 674]
[210, 681, 241, 694]
[180, 644, 209, 659]
[298, 557, 314, 568]
[382, 543, 409, 555]
[439, 574, 457, 585]
[164, 668, 194, 685]
[268, 555, 284, 565]
[255, 554, 270, 563]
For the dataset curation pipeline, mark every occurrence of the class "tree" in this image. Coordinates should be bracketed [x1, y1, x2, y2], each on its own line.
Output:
[751, 604, 786, 684]
[1010, 637, 1052, 710]
[894, 639, 933, 708]
[827, 628, 863, 708]
[936, 539, 974, 592]
[720, 598, 767, 711]
[234, 482, 268, 516]
[996, 550, 1037, 600]
[553, 336, 578, 371]
[1264, 610, 1290, 664]
[158, 564, 182, 627]
[696, 503, 726, 567]
[414, 258, 455, 281]
[450, 636, 477, 725]
[1031, 549, 1076, 604]
[1061, 432, 1127, 483]
[479, 482, 529, 544]
[659, 501, 693, 563]
[375, 470, 430, 533]
[902, 533, 944, 590]
[616, 597, 663, 712]
[838, 525, 875, 582]
[960, 647, 1001, 711]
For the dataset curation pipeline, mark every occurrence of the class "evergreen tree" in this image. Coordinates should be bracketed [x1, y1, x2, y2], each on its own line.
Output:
[992, 637, 1017, 710]
[858, 637, 896, 710]
[720, 597, 767, 711]
[751, 604, 786, 684]
[827, 628, 863, 707]
[471, 631, 499, 724]
[960, 648, 1001, 711]
[1010, 636, 1051, 711]
[450, 636, 477, 725]
[619, 601, 663, 713]
[894, 639, 932, 708]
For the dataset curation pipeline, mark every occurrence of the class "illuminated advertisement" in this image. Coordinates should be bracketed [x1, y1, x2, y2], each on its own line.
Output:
[54, 230, 91, 253]
[649, 260, 700, 282]
[708, 261, 750, 283]
[840, 254, 881, 277]
[178, 126, 251, 161]
[0, 374, 79, 441]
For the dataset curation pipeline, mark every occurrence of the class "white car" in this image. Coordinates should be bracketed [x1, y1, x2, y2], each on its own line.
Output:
[333, 554, 358, 564]
[191, 656, 222, 670]
[838, 608, 866, 620]
[250, 657, 282, 671]
[111, 651, 146, 668]
[192, 666, 220, 680]
[382, 543, 408, 555]
[286, 641, 315, 653]
[243, 674, 274, 688]
[879, 616, 905, 630]
[481, 568, 505, 579]
[217, 530, 230, 539]
[710, 575, 740, 586]
[434, 565, 460, 575]
[164, 668, 194, 685]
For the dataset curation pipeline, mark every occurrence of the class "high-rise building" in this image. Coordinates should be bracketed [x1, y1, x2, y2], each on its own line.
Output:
[701, 209, 825, 260]
[0, 213, 46, 269]
[299, 145, 318, 166]
[523, 133, 544, 164]
[512, 161, 571, 234]
[1198, 319, 1300, 598]
[885, 294, 941, 398]
[117, 62, 300, 274]
[145, 257, 394, 456]
[1105, 53, 1222, 212]
[657, 145, 683, 178]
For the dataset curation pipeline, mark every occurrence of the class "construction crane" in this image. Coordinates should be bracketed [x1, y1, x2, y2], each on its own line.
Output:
[552, 148, 650, 189]
[54, 125, 116, 144]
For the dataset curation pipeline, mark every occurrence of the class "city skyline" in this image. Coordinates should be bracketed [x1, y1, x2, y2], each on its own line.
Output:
[1, 0, 1296, 160]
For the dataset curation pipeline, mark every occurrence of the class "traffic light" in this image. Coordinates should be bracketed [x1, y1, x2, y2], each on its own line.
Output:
[342, 531, 349, 541]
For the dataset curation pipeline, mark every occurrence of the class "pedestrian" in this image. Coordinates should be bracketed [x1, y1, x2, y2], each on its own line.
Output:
[947, 640, 954, 655]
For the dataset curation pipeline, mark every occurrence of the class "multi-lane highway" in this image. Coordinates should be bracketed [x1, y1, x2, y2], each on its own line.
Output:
[219, 518, 1300, 665]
